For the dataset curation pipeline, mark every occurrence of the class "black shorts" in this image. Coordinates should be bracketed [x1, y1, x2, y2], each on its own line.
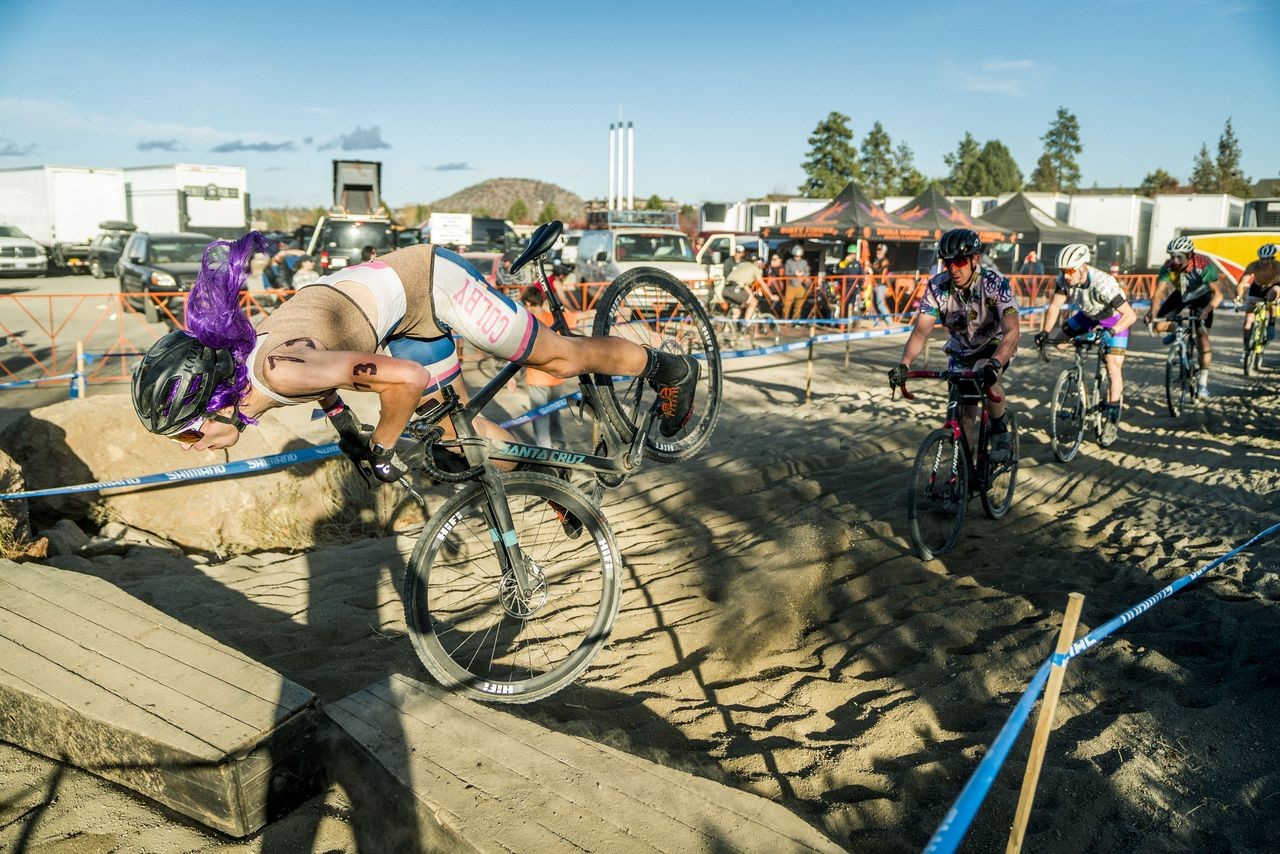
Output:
[946, 339, 1012, 398]
[1157, 292, 1214, 329]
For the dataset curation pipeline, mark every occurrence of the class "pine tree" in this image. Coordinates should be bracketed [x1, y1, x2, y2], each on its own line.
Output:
[1215, 118, 1251, 196]
[972, 140, 1023, 194]
[1031, 107, 1083, 191]
[892, 142, 927, 195]
[1189, 144, 1217, 192]
[858, 121, 896, 198]
[799, 112, 860, 197]
[536, 201, 559, 224]
[943, 132, 982, 195]
[507, 198, 529, 223]
[1027, 153, 1058, 192]
[644, 194, 664, 211]
[1138, 168, 1179, 196]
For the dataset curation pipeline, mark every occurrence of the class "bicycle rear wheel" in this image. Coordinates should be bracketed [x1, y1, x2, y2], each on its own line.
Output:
[907, 429, 969, 560]
[1094, 369, 1115, 447]
[981, 412, 1019, 519]
[1050, 369, 1085, 462]
[403, 472, 622, 704]
[592, 267, 722, 462]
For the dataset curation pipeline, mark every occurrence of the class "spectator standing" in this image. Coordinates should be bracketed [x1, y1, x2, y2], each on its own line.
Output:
[782, 245, 811, 322]
[1018, 250, 1045, 276]
[360, 245, 378, 263]
[868, 243, 892, 325]
[836, 243, 865, 318]
[520, 287, 573, 447]
[290, 255, 321, 288]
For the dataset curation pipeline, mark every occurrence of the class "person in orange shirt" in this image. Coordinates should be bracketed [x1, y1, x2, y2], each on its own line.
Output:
[521, 286, 575, 447]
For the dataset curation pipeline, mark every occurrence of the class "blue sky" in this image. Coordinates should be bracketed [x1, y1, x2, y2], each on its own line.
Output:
[2, 0, 1277, 208]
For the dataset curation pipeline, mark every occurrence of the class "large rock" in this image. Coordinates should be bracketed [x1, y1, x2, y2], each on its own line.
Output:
[0, 448, 31, 553]
[0, 394, 425, 553]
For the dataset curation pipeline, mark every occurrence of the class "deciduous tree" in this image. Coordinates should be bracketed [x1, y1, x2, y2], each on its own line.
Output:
[507, 198, 529, 223]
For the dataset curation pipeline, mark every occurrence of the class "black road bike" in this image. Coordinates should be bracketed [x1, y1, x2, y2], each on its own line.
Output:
[1040, 332, 1118, 462]
[895, 370, 1020, 560]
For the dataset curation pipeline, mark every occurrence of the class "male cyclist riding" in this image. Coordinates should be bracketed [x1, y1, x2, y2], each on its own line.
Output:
[889, 228, 1021, 460]
[1236, 242, 1280, 357]
[1145, 236, 1224, 398]
[1034, 243, 1137, 441]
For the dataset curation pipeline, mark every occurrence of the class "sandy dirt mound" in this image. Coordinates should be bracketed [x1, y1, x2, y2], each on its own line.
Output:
[3, 326, 1278, 852]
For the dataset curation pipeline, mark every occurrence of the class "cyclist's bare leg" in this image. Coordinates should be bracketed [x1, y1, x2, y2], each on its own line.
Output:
[1197, 325, 1212, 371]
[525, 326, 649, 378]
[1105, 351, 1125, 405]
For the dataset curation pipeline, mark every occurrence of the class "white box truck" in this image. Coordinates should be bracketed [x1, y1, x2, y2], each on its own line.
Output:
[1068, 194, 1154, 273]
[0, 165, 128, 272]
[1149, 193, 1243, 270]
[124, 164, 248, 239]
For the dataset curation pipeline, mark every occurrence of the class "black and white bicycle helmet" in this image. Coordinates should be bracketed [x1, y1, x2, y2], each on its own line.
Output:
[1258, 243, 1277, 260]
[938, 228, 983, 260]
[1167, 236, 1195, 255]
[131, 330, 235, 435]
[1056, 243, 1091, 270]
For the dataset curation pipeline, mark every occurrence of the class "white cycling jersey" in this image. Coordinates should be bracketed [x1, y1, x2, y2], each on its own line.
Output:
[1054, 265, 1127, 319]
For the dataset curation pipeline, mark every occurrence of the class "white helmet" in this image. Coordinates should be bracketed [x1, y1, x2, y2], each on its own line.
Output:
[1259, 243, 1278, 260]
[1168, 236, 1195, 255]
[1056, 244, 1091, 270]
[790, 245, 804, 258]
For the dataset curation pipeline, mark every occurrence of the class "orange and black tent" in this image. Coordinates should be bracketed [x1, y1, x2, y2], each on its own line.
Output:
[891, 184, 1015, 244]
[761, 182, 931, 242]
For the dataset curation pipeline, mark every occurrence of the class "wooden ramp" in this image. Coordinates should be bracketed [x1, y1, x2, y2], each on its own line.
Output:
[330, 674, 845, 853]
[0, 559, 325, 837]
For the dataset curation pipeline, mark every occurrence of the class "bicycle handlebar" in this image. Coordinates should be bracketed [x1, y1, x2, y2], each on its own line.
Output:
[895, 369, 1002, 403]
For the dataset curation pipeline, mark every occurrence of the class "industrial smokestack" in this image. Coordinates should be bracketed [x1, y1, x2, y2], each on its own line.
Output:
[607, 123, 616, 212]
[627, 122, 634, 211]
[615, 123, 625, 212]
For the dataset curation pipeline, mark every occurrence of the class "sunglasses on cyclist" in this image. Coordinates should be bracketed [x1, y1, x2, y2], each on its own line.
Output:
[1060, 266, 1082, 277]
[167, 410, 248, 445]
[942, 256, 972, 268]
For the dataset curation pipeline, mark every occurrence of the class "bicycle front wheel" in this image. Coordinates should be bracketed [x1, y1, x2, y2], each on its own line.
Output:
[1050, 369, 1085, 462]
[1245, 322, 1265, 376]
[907, 429, 969, 560]
[1165, 350, 1187, 417]
[592, 267, 722, 462]
[981, 412, 1019, 519]
[403, 472, 622, 704]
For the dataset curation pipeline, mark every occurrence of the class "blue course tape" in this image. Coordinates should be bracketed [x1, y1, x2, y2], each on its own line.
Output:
[0, 444, 342, 501]
[0, 372, 80, 391]
[924, 521, 1280, 854]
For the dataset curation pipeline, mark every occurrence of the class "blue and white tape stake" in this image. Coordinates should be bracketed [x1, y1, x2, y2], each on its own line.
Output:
[924, 521, 1280, 854]
[0, 444, 343, 502]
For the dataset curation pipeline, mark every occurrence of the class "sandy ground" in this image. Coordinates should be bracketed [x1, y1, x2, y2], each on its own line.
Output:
[2, 319, 1279, 853]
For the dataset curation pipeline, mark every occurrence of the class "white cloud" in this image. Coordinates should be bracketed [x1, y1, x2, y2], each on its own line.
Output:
[942, 57, 1045, 98]
[0, 97, 290, 149]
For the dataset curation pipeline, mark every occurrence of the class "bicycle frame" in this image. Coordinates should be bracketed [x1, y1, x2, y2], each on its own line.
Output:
[403, 255, 653, 598]
[899, 370, 1002, 488]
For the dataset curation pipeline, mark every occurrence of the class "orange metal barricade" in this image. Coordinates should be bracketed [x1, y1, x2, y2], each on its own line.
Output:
[0, 274, 1165, 386]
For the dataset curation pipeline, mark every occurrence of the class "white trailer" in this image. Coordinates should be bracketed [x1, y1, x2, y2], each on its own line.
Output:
[1148, 194, 1244, 269]
[124, 164, 248, 238]
[0, 165, 127, 271]
[1068, 195, 1154, 272]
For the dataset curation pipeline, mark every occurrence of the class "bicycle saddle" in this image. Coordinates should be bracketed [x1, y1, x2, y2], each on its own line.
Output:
[510, 220, 563, 274]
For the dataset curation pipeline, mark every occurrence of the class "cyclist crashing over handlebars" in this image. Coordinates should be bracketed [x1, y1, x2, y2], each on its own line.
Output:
[129, 230, 701, 481]
[888, 228, 1021, 461]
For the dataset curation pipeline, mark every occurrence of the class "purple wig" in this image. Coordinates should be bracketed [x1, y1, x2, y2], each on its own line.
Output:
[185, 231, 276, 416]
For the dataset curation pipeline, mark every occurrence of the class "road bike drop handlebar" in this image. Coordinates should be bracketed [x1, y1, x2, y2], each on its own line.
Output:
[894, 369, 1003, 403]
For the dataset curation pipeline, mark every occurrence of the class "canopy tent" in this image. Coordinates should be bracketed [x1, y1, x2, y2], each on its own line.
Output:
[890, 184, 1015, 244]
[979, 193, 1098, 268]
[760, 182, 932, 242]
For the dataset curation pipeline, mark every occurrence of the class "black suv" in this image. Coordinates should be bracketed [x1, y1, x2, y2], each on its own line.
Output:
[305, 215, 394, 274]
[88, 221, 137, 278]
[116, 231, 213, 319]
